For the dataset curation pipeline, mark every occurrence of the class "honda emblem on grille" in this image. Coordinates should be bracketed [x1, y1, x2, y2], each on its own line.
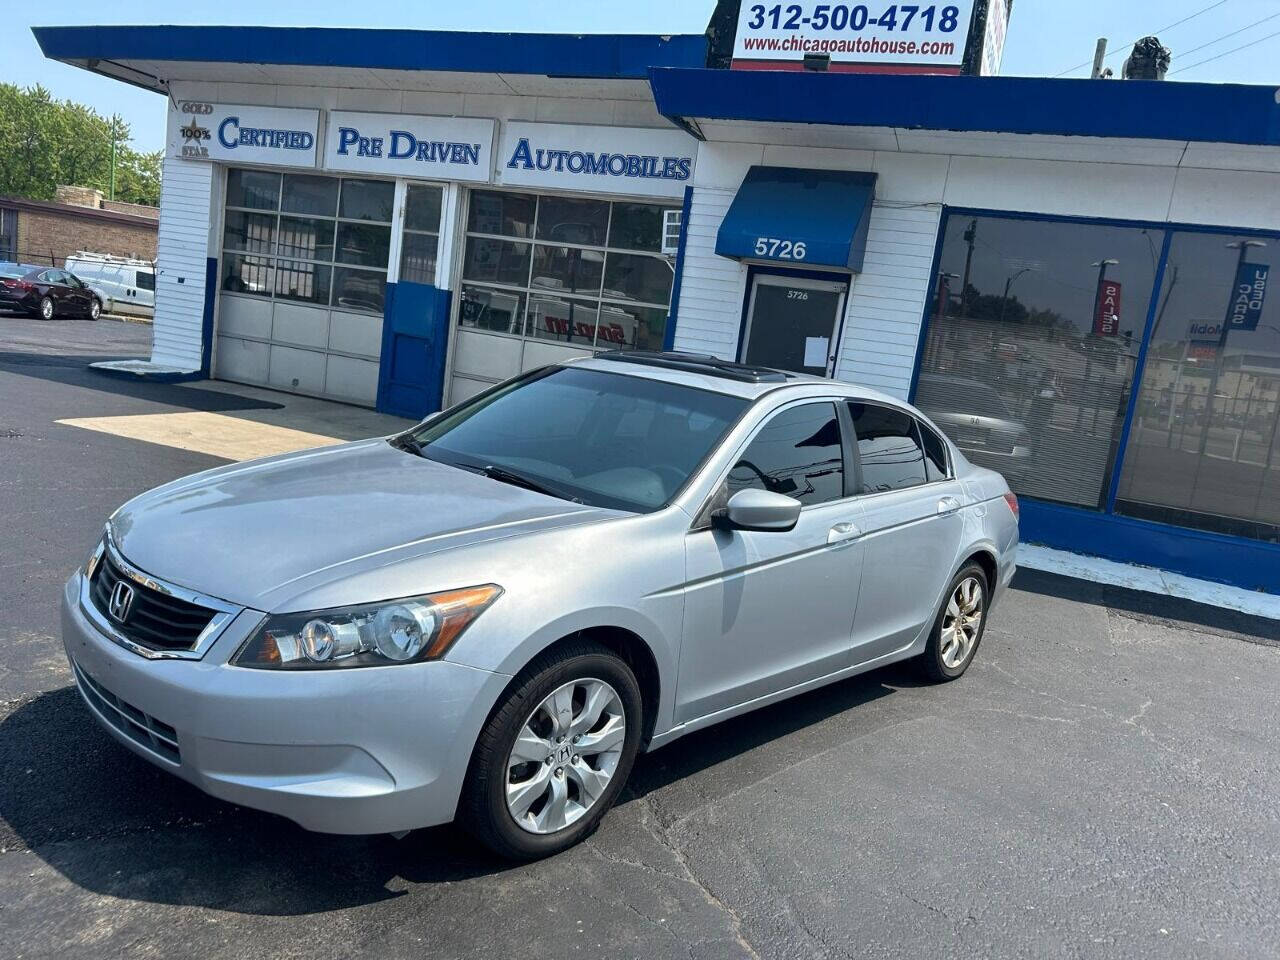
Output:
[108, 581, 136, 623]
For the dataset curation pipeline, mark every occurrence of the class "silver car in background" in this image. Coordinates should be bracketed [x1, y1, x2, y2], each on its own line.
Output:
[62, 352, 1018, 859]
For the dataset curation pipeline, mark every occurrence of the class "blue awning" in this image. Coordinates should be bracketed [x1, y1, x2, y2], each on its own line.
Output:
[715, 167, 877, 272]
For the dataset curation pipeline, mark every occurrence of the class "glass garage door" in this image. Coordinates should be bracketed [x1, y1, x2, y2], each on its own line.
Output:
[447, 189, 679, 405]
[214, 169, 396, 406]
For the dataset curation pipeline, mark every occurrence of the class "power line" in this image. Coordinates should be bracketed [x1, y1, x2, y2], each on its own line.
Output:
[1172, 26, 1280, 73]
[1175, 9, 1280, 61]
[1052, 0, 1232, 77]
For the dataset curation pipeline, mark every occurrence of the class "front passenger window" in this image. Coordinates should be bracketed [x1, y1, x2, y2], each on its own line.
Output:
[727, 403, 845, 506]
[848, 402, 927, 493]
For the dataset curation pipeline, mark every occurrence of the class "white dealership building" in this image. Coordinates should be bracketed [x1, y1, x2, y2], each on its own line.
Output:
[34, 12, 1280, 592]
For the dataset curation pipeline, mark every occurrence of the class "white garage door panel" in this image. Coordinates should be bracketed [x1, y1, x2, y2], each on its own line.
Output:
[218, 295, 273, 340]
[269, 344, 328, 395]
[448, 376, 493, 406]
[329, 310, 384, 359]
[521, 341, 592, 372]
[215, 336, 270, 384]
[325, 354, 379, 406]
[271, 302, 331, 350]
[453, 329, 523, 380]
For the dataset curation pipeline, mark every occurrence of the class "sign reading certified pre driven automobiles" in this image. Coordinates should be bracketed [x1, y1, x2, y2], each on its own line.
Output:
[167, 101, 320, 168]
[495, 122, 695, 200]
[323, 112, 495, 181]
[732, 1, 976, 72]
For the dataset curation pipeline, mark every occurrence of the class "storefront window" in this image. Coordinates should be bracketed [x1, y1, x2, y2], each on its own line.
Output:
[915, 214, 1159, 509]
[1116, 232, 1280, 541]
[459, 189, 677, 352]
[221, 169, 391, 314]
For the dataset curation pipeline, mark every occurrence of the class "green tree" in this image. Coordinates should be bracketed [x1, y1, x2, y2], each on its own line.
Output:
[0, 83, 160, 206]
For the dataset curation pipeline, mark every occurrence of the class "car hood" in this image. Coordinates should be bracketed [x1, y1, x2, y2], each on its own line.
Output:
[110, 439, 617, 609]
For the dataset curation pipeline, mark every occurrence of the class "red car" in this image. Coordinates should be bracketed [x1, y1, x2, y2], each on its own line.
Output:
[0, 266, 102, 320]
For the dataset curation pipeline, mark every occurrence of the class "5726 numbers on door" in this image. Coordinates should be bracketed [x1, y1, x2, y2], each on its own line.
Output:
[753, 237, 807, 260]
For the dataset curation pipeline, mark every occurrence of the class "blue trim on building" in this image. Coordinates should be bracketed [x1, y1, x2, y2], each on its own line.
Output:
[664, 185, 694, 352]
[648, 68, 1280, 148]
[1104, 229, 1172, 512]
[200, 257, 218, 377]
[33, 26, 706, 79]
[1020, 499, 1280, 593]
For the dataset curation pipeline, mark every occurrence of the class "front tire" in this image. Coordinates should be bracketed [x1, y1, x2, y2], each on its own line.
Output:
[38, 296, 55, 321]
[460, 639, 643, 860]
[88, 298, 101, 321]
[916, 563, 989, 682]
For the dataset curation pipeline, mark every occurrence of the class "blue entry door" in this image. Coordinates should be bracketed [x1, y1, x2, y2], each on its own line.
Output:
[375, 279, 453, 419]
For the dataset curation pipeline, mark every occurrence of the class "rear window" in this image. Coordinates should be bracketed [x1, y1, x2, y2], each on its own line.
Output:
[848, 402, 927, 493]
[136, 271, 155, 291]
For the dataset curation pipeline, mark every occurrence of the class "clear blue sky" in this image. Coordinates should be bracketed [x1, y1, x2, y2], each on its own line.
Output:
[7, 0, 1280, 151]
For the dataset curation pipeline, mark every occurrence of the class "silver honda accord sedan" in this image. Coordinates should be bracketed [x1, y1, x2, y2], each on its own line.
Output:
[62, 351, 1018, 859]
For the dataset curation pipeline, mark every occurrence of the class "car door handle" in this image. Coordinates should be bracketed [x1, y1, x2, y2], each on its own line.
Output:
[937, 496, 962, 514]
[828, 521, 862, 544]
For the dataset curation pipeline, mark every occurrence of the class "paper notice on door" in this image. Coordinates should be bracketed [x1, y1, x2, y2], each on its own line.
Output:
[803, 336, 830, 368]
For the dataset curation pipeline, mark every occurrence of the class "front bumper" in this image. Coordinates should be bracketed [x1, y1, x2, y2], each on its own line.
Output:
[61, 572, 510, 834]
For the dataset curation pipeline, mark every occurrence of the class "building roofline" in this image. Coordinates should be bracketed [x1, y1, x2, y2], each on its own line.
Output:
[0, 195, 159, 230]
[647, 68, 1280, 148]
[31, 25, 707, 86]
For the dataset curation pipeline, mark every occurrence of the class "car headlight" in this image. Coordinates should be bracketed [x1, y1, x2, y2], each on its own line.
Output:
[233, 585, 503, 670]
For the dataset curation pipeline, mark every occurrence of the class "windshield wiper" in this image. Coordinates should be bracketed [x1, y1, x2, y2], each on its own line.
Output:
[480, 464, 582, 503]
[389, 435, 426, 457]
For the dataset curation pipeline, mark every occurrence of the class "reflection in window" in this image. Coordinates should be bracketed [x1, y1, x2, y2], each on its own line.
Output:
[459, 190, 678, 353]
[728, 403, 845, 506]
[1116, 232, 1280, 540]
[399, 184, 444, 285]
[915, 214, 1157, 509]
[221, 169, 390, 315]
[849, 403, 927, 493]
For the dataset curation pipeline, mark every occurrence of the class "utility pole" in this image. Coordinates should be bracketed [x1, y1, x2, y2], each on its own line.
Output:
[1197, 239, 1267, 458]
[960, 219, 977, 317]
[1090, 38, 1108, 78]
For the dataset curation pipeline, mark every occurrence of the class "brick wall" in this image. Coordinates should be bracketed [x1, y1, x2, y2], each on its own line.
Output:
[8, 202, 157, 268]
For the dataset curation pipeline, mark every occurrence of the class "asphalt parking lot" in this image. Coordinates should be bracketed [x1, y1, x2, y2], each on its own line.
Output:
[2, 313, 1278, 960]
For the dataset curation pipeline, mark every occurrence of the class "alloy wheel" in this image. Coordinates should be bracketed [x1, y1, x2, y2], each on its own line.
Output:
[505, 678, 625, 835]
[40, 298, 53, 320]
[940, 576, 984, 669]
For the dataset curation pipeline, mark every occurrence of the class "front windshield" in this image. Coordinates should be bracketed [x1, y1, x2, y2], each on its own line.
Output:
[405, 366, 748, 512]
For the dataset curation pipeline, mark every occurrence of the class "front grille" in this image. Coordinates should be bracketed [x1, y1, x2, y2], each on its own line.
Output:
[72, 659, 181, 764]
[90, 548, 216, 652]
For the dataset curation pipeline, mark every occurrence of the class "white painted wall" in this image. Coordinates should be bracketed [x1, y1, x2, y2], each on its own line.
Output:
[671, 129, 1280, 400]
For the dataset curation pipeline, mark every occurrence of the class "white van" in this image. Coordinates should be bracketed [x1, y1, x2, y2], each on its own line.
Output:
[64, 252, 156, 319]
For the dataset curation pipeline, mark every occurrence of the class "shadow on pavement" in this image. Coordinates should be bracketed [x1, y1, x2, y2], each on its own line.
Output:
[0, 351, 284, 413]
[2, 669, 899, 916]
[1010, 567, 1280, 645]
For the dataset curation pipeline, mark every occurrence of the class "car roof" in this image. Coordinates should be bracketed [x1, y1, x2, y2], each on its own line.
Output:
[569, 352, 908, 406]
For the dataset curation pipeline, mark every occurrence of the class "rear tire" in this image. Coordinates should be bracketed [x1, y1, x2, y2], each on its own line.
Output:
[460, 639, 643, 860]
[916, 563, 989, 682]
[39, 296, 54, 321]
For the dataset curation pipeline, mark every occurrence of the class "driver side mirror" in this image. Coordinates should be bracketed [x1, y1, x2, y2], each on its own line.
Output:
[713, 489, 802, 533]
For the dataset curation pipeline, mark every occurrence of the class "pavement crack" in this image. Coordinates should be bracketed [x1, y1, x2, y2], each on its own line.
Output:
[634, 796, 762, 960]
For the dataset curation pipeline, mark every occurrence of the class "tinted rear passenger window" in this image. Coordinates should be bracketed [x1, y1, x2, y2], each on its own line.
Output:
[848, 402, 927, 493]
[727, 402, 845, 506]
[918, 420, 950, 481]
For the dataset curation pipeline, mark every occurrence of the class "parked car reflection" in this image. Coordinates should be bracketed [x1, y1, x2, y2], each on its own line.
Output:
[915, 373, 1032, 479]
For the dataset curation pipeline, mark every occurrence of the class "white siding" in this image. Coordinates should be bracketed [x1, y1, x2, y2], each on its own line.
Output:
[151, 121, 214, 370]
[671, 188, 746, 359]
[834, 205, 940, 398]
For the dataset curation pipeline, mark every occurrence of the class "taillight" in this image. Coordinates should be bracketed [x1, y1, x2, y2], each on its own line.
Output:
[1003, 491, 1019, 519]
[3, 279, 31, 291]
